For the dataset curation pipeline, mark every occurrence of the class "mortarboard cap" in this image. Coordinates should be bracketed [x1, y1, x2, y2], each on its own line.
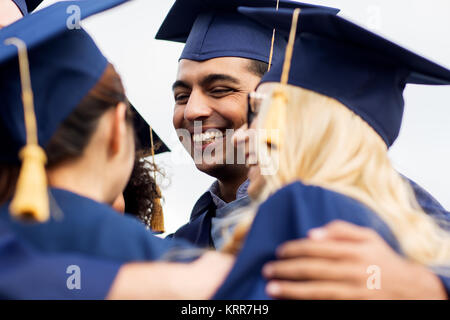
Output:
[130, 103, 170, 155]
[0, 0, 148, 164]
[0, 0, 134, 221]
[156, 0, 339, 64]
[239, 7, 450, 147]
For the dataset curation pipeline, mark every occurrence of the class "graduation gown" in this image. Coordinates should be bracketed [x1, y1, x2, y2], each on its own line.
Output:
[0, 221, 119, 299]
[168, 191, 216, 248]
[0, 188, 194, 262]
[214, 181, 403, 299]
[171, 177, 450, 247]
[407, 178, 450, 227]
[439, 275, 450, 299]
[214, 181, 450, 299]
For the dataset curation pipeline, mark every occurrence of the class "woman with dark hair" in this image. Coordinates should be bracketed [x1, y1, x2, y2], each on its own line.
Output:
[122, 152, 162, 230]
[0, 0, 221, 265]
[0, 1, 235, 299]
[113, 108, 169, 232]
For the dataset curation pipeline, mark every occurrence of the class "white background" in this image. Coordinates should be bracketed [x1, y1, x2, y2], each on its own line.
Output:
[39, 0, 450, 235]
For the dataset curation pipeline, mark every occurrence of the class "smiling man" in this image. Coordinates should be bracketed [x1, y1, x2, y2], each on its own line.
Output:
[156, 0, 339, 248]
[172, 57, 260, 199]
[155, 0, 450, 300]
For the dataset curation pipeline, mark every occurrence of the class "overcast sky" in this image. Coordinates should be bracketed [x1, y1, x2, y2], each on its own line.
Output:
[40, 0, 450, 234]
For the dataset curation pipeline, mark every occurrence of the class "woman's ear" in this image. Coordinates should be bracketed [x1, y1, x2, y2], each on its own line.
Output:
[110, 102, 128, 155]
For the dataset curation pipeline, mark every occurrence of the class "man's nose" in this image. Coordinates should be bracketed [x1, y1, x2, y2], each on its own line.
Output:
[184, 90, 213, 122]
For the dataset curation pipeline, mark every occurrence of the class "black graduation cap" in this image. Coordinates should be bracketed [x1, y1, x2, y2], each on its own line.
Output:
[130, 103, 170, 155]
[12, 0, 44, 15]
[239, 7, 450, 147]
[156, 0, 339, 64]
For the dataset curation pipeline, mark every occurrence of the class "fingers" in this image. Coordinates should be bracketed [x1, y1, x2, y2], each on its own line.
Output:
[266, 280, 365, 300]
[309, 220, 380, 242]
[276, 239, 361, 260]
[263, 258, 364, 282]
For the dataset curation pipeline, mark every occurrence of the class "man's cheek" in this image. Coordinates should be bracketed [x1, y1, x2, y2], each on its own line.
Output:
[228, 111, 247, 130]
[172, 107, 184, 129]
[220, 104, 247, 129]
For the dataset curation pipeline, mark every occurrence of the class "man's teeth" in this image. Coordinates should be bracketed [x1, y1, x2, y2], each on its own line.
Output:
[193, 131, 223, 143]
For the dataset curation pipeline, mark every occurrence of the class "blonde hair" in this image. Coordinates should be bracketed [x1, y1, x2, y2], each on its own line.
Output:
[225, 84, 450, 267]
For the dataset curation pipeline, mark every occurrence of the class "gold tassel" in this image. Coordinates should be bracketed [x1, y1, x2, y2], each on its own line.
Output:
[267, 0, 280, 72]
[148, 126, 165, 233]
[281, 8, 300, 85]
[5, 37, 49, 223]
[264, 8, 301, 147]
[10, 145, 49, 222]
[264, 87, 288, 147]
[150, 185, 165, 233]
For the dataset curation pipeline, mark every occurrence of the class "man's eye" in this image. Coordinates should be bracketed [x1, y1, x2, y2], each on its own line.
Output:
[210, 88, 234, 97]
[175, 94, 189, 104]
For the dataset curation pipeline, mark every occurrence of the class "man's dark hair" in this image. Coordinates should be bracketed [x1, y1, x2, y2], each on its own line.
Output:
[248, 60, 269, 78]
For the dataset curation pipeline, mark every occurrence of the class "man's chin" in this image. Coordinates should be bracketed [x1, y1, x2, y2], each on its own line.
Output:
[194, 162, 249, 182]
[194, 162, 227, 178]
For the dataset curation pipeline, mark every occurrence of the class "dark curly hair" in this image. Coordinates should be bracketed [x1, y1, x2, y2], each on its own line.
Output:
[123, 151, 162, 228]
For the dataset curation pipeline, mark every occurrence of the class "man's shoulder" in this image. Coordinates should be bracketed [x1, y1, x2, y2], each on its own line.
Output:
[169, 191, 216, 246]
[190, 191, 215, 220]
[259, 181, 398, 246]
[404, 176, 449, 215]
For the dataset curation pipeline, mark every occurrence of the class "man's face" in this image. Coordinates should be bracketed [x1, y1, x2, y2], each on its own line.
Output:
[0, 0, 23, 28]
[172, 57, 262, 180]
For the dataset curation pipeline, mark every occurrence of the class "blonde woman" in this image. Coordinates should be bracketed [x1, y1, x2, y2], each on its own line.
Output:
[214, 8, 450, 299]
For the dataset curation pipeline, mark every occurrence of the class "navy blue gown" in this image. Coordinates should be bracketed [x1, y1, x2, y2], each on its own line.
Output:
[215, 181, 450, 299]
[0, 221, 120, 299]
[0, 188, 194, 262]
[214, 181, 403, 299]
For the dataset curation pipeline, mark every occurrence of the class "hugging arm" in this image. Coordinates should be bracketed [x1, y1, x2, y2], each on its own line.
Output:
[264, 221, 448, 300]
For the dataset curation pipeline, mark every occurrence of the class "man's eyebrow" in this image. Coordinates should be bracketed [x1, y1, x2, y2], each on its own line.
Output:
[200, 74, 241, 87]
[172, 80, 190, 92]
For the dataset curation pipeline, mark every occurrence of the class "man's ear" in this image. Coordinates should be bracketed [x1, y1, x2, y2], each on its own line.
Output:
[110, 102, 128, 155]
